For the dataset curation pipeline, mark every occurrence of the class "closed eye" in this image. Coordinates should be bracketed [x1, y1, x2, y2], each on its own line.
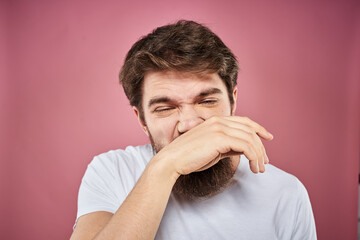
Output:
[199, 99, 218, 105]
[153, 106, 175, 113]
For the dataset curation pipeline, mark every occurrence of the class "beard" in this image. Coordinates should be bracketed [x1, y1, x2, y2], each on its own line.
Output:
[149, 133, 235, 201]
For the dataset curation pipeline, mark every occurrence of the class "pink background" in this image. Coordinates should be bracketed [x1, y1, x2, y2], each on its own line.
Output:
[1, 0, 359, 239]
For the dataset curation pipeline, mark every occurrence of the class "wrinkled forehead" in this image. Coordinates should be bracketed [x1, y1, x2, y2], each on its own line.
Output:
[142, 71, 228, 103]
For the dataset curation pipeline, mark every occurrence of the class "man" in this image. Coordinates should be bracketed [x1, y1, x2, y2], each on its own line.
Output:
[71, 20, 316, 239]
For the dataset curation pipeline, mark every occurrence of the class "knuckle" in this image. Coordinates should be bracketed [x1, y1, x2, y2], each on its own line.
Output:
[260, 126, 267, 132]
[248, 132, 260, 146]
[211, 122, 222, 132]
[249, 130, 257, 139]
[209, 115, 220, 123]
[212, 131, 224, 142]
[243, 116, 251, 122]
[242, 139, 251, 148]
[244, 143, 256, 158]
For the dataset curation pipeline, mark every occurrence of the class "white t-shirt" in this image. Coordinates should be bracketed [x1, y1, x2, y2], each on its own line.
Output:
[76, 144, 317, 239]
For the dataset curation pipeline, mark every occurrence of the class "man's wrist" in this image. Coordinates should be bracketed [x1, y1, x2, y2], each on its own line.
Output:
[147, 153, 180, 186]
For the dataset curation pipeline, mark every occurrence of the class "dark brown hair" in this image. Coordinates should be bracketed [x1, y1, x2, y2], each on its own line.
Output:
[119, 20, 239, 120]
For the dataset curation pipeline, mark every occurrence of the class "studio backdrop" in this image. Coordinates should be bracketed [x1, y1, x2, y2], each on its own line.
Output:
[1, 0, 359, 239]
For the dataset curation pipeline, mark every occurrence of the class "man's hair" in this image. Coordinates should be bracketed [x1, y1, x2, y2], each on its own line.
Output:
[119, 20, 239, 120]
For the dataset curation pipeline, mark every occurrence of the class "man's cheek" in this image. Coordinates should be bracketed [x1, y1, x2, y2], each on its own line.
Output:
[149, 129, 172, 148]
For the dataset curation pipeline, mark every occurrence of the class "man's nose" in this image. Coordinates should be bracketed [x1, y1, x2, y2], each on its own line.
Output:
[177, 106, 204, 134]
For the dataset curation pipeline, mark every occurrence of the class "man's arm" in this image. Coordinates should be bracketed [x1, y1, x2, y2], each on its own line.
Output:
[70, 212, 113, 239]
[71, 154, 178, 240]
[71, 116, 273, 240]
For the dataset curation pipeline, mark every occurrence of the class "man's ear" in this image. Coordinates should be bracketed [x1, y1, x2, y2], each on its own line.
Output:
[231, 87, 238, 115]
[133, 107, 149, 136]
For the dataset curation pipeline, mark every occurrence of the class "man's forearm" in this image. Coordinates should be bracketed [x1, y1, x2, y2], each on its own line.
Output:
[94, 155, 179, 240]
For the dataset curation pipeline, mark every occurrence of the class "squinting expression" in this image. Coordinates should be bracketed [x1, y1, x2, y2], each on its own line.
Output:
[136, 70, 237, 150]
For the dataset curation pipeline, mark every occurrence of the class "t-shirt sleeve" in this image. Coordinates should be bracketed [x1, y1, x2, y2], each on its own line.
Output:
[291, 178, 317, 240]
[76, 156, 123, 221]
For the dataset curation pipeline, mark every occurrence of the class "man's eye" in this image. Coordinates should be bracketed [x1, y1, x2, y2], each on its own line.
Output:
[199, 99, 218, 105]
[154, 107, 173, 112]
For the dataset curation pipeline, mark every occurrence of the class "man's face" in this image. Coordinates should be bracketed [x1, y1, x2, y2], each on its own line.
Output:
[134, 70, 237, 200]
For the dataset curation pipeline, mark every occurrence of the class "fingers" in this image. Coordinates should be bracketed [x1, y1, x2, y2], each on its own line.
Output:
[224, 137, 260, 174]
[223, 116, 274, 141]
[220, 126, 265, 174]
[208, 116, 272, 174]
[223, 118, 269, 167]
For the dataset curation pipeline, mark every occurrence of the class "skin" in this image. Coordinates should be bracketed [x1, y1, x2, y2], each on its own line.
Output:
[70, 70, 273, 240]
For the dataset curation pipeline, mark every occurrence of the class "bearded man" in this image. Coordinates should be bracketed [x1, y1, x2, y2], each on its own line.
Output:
[71, 20, 317, 240]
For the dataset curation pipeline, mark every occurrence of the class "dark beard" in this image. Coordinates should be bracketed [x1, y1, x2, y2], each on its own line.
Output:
[150, 135, 235, 201]
[172, 158, 234, 200]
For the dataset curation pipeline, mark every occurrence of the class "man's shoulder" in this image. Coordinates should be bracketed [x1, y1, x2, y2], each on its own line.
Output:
[76, 145, 154, 221]
[266, 162, 301, 185]
[93, 144, 153, 162]
[266, 163, 306, 196]
[87, 144, 154, 174]
[237, 155, 307, 195]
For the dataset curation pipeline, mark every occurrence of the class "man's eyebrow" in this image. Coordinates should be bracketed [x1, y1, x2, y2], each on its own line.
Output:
[148, 97, 172, 108]
[197, 88, 223, 98]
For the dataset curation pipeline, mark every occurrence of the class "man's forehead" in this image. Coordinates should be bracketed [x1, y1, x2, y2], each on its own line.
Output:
[143, 71, 226, 93]
[144, 70, 217, 81]
[142, 71, 227, 104]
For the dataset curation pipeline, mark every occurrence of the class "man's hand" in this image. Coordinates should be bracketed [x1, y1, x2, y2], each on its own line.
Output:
[156, 116, 274, 176]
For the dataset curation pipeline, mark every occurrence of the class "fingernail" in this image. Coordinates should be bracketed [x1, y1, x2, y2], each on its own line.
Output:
[267, 132, 273, 138]
[266, 155, 269, 163]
